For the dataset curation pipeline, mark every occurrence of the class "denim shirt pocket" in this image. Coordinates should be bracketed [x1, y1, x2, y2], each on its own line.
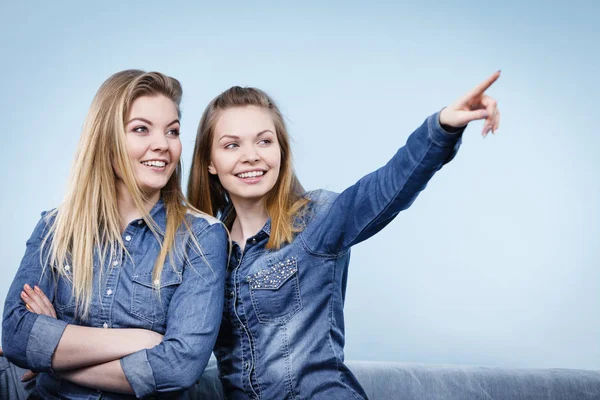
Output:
[246, 257, 302, 325]
[131, 268, 182, 324]
[54, 267, 76, 319]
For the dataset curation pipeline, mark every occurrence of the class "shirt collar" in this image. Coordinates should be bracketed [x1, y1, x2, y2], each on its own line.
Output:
[143, 198, 166, 230]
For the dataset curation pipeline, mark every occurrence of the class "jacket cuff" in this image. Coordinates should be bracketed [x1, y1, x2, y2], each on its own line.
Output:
[26, 315, 68, 371]
[121, 350, 156, 398]
[428, 111, 465, 148]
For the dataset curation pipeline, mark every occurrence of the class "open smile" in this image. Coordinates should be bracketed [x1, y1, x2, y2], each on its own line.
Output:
[235, 169, 266, 183]
[236, 170, 265, 179]
[141, 160, 168, 170]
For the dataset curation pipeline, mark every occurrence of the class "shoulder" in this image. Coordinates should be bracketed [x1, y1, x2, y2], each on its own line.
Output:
[184, 210, 229, 245]
[30, 208, 58, 240]
[185, 209, 222, 230]
[304, 189, 337, 202]
[303, 189, 339, 213]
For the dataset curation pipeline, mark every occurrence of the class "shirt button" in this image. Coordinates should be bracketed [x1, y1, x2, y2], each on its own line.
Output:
[112, 260, 119, 266]
[154, 279, 160, 287]
[251, 238, 257, 244]
[244, 362, 250, 370]
[230, 290, 235, 297]
[106, 289, 113, 295]
[64, 264, 70, 271]
[103, 322, 108, 329]
[125, 235, 132, 242]
[137, 220, 143, 225]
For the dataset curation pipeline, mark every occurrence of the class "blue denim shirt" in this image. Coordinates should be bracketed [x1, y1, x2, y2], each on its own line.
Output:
[2, 200, 228, 399]
[213, 112, 463, 399]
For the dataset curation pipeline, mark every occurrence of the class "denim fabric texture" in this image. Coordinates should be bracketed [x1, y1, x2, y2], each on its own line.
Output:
[214, 112, 463, 399]
[2, 200, 228, 399]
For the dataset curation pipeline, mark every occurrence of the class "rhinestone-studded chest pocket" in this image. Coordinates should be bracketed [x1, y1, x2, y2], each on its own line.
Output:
[247, 257, 298, 290]
[246, 257, 302, 325]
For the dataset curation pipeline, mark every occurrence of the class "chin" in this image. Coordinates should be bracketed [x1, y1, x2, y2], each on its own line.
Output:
[140, 182, 167, 196]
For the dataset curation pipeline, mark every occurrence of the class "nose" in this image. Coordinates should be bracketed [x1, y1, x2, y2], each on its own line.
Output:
[241, 145, 260, 163]
[150, 133, 169, 152]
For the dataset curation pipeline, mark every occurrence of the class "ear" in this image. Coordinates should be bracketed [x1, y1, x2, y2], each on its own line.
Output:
[208, 162, 217, 175]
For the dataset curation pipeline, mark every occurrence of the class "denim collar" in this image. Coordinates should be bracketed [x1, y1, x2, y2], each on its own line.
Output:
[140, 198, 166, 231]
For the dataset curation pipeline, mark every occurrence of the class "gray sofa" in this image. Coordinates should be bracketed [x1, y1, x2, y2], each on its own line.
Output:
[3, 355, 600, 399]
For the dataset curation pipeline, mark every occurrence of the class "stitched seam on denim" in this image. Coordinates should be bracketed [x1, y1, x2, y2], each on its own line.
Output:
[299, 232, 349, 259]
[249, 346, 264, 400]
[326, 254, 339, 385]
[325, 258, 366, 400]
[101, 259, 120, 329]
[247, 258, 297, 289]
[249, 266, 302, 324]
[231, 248, 268, 267]
[428, 113, 460, 148]
[336, 363, 367, 400]
[349, 133, 436, 253]
[54, 269, 75, 310]
[234, 265, 260, 399]
[281, 324, 299, 400]
[130, 273, 181, 323]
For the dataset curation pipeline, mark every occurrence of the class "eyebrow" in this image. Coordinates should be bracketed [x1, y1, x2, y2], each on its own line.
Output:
[218, 129, 274, 142]
[126, 117, 180, 126]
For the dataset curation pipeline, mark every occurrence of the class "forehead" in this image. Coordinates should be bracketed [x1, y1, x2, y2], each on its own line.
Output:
[214, 106, 275, 136]
[128, 95, 178, 122]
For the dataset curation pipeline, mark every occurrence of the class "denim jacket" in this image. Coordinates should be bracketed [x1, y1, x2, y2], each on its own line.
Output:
[2, 200, 228, 399]
[213, 112, 463, 399]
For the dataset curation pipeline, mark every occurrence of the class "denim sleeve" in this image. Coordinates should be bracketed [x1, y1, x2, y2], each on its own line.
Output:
[1, 213, 68, 372]
[302, 112, 462, 255]
[120, 222, 228, 398]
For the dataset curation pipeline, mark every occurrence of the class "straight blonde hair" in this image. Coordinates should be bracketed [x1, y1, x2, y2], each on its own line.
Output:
[187, 86, 308, 249]
[45, 70, 195, 319]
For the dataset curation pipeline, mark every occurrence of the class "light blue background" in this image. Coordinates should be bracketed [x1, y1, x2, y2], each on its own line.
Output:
[1, 1, 599, 369]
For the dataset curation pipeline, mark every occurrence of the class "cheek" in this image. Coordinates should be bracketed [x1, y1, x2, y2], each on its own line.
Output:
[211, 151, 234, 175]
[125, 137, 144, 161]
[170, 141, 183, 163]
[273, 150, 283, 171]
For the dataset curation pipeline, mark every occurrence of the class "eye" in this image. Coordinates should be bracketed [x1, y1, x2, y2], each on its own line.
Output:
[167, 128, 180, 136]
[132, 126, 148, 133]
[224, 143, 239, 149]
[258, 139, 272, 146]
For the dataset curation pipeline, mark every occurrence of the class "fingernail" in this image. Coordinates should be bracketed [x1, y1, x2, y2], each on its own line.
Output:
[34, 286, 40, 292]
[497, 69, 501, 73]
[24, 284, 31, 290]
[21, 292, 28, 299]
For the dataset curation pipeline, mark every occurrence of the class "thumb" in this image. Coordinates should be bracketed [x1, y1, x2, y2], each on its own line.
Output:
[22, 370, 39, 382]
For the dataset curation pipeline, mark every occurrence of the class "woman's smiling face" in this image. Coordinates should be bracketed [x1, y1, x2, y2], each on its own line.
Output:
[118, 94, 181, 200]
[208, 105, 281, 205]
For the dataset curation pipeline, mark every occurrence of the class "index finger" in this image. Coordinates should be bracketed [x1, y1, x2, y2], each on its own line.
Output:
[35, 286, 56, 318]
[460, 70, 501, 103]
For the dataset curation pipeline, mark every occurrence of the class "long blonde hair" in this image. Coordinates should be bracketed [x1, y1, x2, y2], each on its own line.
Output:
[45, 70, 192, 319]
[188, 86, 308, 249]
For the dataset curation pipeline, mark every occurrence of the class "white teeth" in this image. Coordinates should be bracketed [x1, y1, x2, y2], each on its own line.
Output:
[142, 160, 166, 168]
[237, 171, 264, 178]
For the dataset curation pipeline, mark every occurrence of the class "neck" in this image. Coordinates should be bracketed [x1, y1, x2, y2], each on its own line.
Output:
[116, 181, 159, 232]
[230, 196, 269, 250]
